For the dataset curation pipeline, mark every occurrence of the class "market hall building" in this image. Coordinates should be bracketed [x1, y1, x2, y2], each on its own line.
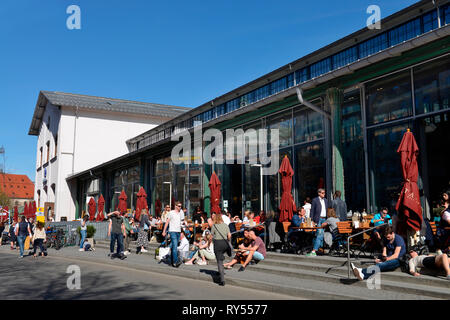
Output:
[66, 0, 450, 221]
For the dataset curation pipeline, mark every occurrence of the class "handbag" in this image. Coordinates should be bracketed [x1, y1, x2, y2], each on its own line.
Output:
[213, 224, 233, 257]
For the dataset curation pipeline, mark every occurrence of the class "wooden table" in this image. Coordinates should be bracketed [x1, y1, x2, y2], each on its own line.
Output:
[290, 226, 324, 232]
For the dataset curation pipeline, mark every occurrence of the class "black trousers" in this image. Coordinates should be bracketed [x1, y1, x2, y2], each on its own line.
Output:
[33, 239, 45, 254]
[214, 239, 228, 283]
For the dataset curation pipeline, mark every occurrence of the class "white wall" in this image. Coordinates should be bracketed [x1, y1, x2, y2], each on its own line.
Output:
[40, 106, 163, 221]
[34, 102, 60, 208]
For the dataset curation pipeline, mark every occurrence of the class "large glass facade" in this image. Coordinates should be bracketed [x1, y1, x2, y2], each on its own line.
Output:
[341, 91, 366, 211]
[366, 70, 413, 125]
[294, 107, 324, 144]
[367, 122, 412, 213]
[111, 165, 140, 212]
[295, 143, 326, 204]
[414, 56, 450, 114]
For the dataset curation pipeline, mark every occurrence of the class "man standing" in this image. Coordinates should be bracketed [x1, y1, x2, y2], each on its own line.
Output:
[162, 201, 185, 268]
[307, 188, 329, 257]
[107, 211, 127, 260]
[332, 190, 347, 222]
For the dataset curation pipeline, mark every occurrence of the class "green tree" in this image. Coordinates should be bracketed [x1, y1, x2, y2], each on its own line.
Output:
[0, 190, 11, 208]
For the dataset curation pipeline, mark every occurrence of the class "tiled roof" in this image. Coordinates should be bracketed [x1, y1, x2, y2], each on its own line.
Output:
[0, 173, 34, 199]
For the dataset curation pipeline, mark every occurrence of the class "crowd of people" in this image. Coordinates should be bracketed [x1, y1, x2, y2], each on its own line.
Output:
[2, 186, 448, 286]
[0, 216, 48, 258]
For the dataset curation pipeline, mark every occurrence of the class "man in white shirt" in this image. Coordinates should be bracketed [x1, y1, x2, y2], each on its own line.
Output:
[162, 201, 185, 268]
[306, 189, 329, 257]
[302, 197, 312, 219]
[221, 210, 231, 225]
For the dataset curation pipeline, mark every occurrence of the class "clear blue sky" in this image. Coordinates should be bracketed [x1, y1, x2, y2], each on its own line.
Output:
[0, 0, 417, 181]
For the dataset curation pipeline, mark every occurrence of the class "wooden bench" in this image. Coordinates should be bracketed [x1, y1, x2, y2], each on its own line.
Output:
[429, 221, 437, 236]
[337, 221, 353, 236]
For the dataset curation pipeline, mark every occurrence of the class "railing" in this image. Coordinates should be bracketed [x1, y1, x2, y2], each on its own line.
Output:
[347, 222, 388, 278]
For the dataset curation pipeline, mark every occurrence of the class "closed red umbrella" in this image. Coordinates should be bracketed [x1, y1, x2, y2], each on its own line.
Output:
[209, 172, 221, 214]
[88, 197, 96, 221]
[31, 201, 37, 220]
[14, 206, 18, 222]
[96, 195, 105, 222]
[135, 187, 148, 222]
[118, 190, 128, 215]
[395, 129, 422, 235]
[24, 202, 29, 219]
[279, 156, 297, 223]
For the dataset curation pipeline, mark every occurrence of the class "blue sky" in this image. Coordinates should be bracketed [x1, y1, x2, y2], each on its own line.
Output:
[0, 0, 417, 180]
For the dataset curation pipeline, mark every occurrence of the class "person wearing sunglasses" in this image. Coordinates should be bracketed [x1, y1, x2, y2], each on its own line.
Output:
[162, 201, 185, 268]
[306, 188, 330, 257]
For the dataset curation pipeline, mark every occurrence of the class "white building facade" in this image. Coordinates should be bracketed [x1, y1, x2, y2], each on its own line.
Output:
[29, 91, 189, 221]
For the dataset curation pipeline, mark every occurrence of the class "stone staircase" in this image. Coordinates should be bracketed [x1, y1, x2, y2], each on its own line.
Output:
[93, 240, 450, 300]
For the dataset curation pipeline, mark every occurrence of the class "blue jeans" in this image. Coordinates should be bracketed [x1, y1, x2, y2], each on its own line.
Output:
[313, 218, 326, 251]
[169, 232, 181, 265]
[80, 230, 87, 249]
[361, 259, 400, 280]
[110, 232, 124, 254]
[188, 248, 199, 260]
[17, 235, 26, 257]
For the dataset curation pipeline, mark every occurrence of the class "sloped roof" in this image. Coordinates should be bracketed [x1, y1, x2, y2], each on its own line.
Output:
[28, 91, 190, 135]
[0, 173, 35, 199]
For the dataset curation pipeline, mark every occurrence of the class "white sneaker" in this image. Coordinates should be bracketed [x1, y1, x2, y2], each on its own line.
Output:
[196, 260, 207, 266]
[79, 248, 84, 252]
[141, 248, 148, 253]
[123, 251, 130, 255]
[351, 262, 364, 281]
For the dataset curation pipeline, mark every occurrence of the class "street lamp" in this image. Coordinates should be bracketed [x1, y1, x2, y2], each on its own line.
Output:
[163, 182, 172, 209]
[251, 164, 263, 211]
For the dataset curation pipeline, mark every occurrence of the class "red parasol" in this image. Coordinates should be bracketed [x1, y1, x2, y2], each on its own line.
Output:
[88, 197, 96, 221]
[278, 156, 297, 223]
[209, 172, 221, 214]
[96, 195, 105, 222]
[14, 206, 18, 222]
[24, 202, 29, 219]
[395, 129, 422, 234]
[31, 201, 36, 220]
[118, 190, 128, 215]
[135, 187, 148, 222]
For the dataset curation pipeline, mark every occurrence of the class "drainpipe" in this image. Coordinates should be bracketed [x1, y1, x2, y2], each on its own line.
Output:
[72, 106, 78, 174]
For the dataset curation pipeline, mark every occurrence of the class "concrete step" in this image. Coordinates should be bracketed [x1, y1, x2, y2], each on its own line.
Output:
[258, 257, 450, 290]
[46, 246, 439, 300]
[243, 263, 450, 300]
[94, 240, 450, 298]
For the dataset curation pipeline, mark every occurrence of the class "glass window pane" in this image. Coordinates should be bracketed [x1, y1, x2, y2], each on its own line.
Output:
[295, 67, 310, 84]
[441, 4, 450, 25]
[422, 10, 438, 33]
[294, 107, 323, 144]
[295, 143, 326, 203]
[414, 56, 450, 115]
[266, 149, 292, 213]
[388, 18, 421, 47]
[358, 33, 388, 58]
[332, 46, 358, 69]
[367, 122, 411, 213]
[341, 91, 366, 211]
[267, 110, 292, 148]
[365, 70, 413, 125]
[310, 58, 331, 78]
